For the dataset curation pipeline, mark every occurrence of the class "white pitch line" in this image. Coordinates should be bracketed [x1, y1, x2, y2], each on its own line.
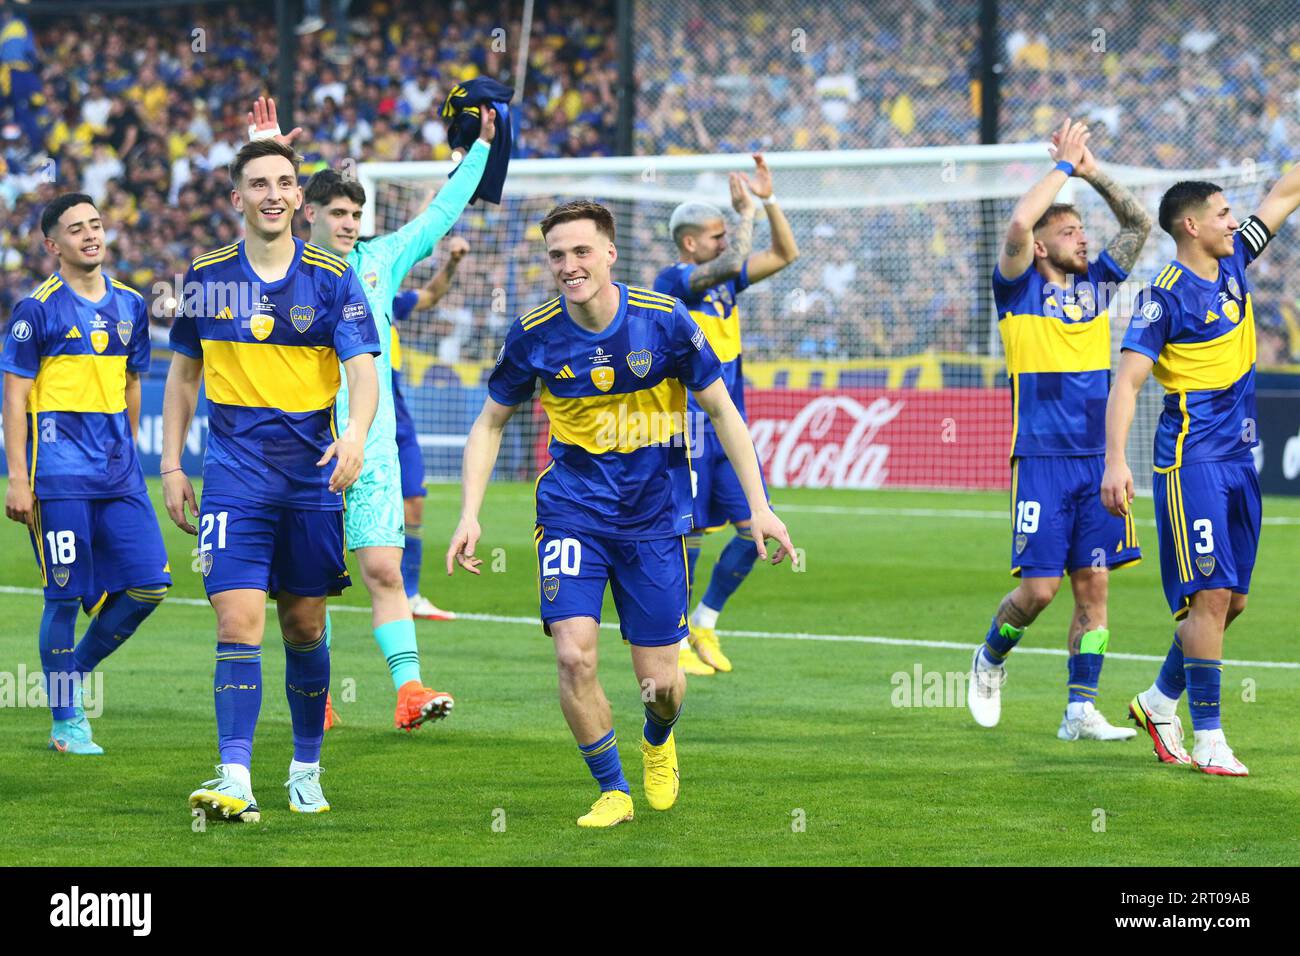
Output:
[772, 503, 1300, 526]
[1, 585, 1295, 670]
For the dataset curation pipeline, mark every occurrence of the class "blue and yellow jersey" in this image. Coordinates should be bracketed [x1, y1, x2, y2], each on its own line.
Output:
[389, 288, 419, 373]
[489, 283, 722, 540]
[1, 273, 150, 499]
[1122, 221, 1271, 472]
[0, 17, 37, 69]
[170, 238, 380, 510]
[995, 251, 1128, 457]
[654, 260, 749, 426]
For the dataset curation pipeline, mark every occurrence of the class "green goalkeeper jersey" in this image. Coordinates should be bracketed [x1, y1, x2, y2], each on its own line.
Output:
[334, 138, 489, 458]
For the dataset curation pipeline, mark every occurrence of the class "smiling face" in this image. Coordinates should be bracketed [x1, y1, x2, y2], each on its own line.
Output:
[231, 154, 301, 239]
[544, 217, 617, 306]
[1186, 192, 1240, 259]
[45, 202, 106, 269]
[306, 195, 363, 256]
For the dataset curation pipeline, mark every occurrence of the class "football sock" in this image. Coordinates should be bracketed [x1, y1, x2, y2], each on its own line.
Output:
[1154, 631, 1186, 701]
[214, 642, 262, 768]
[289, 758, 319, 775]
[401, 528, 423, 598]
[700, 527, 758, 612]
[374, 618, 421, 690]
[1184, 657, 1223, 732]
[1066, 627, 1107, 708]
[685, 532, 703, 599]
[39, 598, 80, 720]
[980, 618, 1024, 666]
[322, 611, 332, 649]
[223, 762, 252, 791]
[643, 703, 680, 746]
[579, 729, 629, 794]
[284, 629, 330, 763]
[690, 603, 719, 630]
[71, 586, 166, 676]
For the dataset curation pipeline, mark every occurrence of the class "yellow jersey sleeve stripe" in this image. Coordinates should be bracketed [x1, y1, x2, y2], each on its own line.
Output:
[1153, 265, 1173, 288]
[192, 249, 239, 270]
[34, 280, 64, 303]
[110, 279, 143, 299]
[30, 274, 59, 300]
[301, 254, 346, 277]
[202, 340, 341, 412]
[521, 305, 562, 330]
[191, 244, 240, 268]
[626, 297, 674, 314]
[626, 287, 675, 304]
[519, 298, 562, 323]
[304, 243, 349, 270]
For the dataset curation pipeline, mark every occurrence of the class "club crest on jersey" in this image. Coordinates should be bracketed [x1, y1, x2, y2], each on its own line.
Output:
[1014, 533, 1028, 555]
[591, 366, 615, 392]
[290, 305, 316, 333]
[52, 566, 70, 587]
[626, 349, 652, 378]
[200, 550, 214, 577]
[116, 319, 132, 346]
[1195, 555, 1216, 577]
[364, 270, 379, 289]
[90, 330, 109, 353]
[542, 576, 560, 602]
[249, 314, 274, 341]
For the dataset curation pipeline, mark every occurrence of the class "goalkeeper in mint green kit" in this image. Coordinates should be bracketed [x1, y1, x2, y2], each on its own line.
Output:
[246, 96, 493, 731]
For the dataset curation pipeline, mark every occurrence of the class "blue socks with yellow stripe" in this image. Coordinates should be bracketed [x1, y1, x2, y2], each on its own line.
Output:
[284, 629, 330, 763]
[39, 598, 80, 720]
[980, 618, 1025, 666]
[1185, 657, 1223, 731]
[401, 528, 423, 598]
[72, 586, 166, 675]
[374, 618, 421, 690]
[701, 527, 759, 611]
[214, 643, 262, 768]
[1066, 627, 1108, 711]
[579, 730, 629, 794]
[1155, 632, 1186, 700]
[643, 704, 680, 746]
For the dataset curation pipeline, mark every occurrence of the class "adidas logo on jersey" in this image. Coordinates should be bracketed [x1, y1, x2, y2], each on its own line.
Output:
[555, 365, 575, 379]
[64, 327, 82, 339]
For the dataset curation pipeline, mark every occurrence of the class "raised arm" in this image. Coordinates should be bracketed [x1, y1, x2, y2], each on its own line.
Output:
[1251, 161, 1300, 237]
[687, 173, 755, 294]
[1000, 117, 1090, 280]
[3, 373, 35, 528]
[446, 397, 518, 575]
[739, 154, 800, 284]
[413, 237, 469, 312]
[1100, 349, 1155, 517]
[1072, 145, 1152, 273]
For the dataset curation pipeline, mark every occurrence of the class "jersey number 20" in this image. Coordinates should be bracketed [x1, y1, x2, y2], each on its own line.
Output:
[541, 538, 581, 576]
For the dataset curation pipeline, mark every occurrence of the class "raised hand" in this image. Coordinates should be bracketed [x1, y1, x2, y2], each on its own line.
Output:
[447, 236, 470, 261]
[1047, 117, 1090, 172]
[741, 152, 773, 199]
[729, 171, 755, 217]
[246, 95, 304, 147]
[478, 107, 497, 145]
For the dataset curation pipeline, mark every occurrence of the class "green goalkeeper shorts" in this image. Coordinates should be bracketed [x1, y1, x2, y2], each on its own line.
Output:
[343, 454, 405, 550]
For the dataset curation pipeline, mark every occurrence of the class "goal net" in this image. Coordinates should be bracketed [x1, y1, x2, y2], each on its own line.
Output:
[359, 148, 1273, 495]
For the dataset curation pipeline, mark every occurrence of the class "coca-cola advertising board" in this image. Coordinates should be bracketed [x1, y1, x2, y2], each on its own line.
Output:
[746, 389, 1011, 490]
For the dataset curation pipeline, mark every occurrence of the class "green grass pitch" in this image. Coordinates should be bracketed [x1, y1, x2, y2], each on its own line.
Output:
[0, 478, 1296, 865]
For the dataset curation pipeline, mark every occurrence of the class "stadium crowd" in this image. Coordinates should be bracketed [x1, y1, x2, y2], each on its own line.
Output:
[3, 0, 1300, 364]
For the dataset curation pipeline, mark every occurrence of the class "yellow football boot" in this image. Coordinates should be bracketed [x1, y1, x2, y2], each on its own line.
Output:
[641, 733, 680, 811]
[679, 641, 715, 676]
[689, 625, 732, 672]
[577, 789, 635, 828]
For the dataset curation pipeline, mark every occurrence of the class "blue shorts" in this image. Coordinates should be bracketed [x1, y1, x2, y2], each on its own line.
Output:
[1011, 455, 1141, 577]
[392, 372, 425, 499]
[691, 428, 768, 531]
[198, 492, 350, 598]
[535, 526, 689, 647]
[1152, 459, 1260, 619]
[31, 491, 172, 612]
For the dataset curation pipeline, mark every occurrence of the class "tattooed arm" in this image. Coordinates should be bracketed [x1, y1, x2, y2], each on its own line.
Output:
[1084, 167, 1153, 274]
[687, 176, 756, 294]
